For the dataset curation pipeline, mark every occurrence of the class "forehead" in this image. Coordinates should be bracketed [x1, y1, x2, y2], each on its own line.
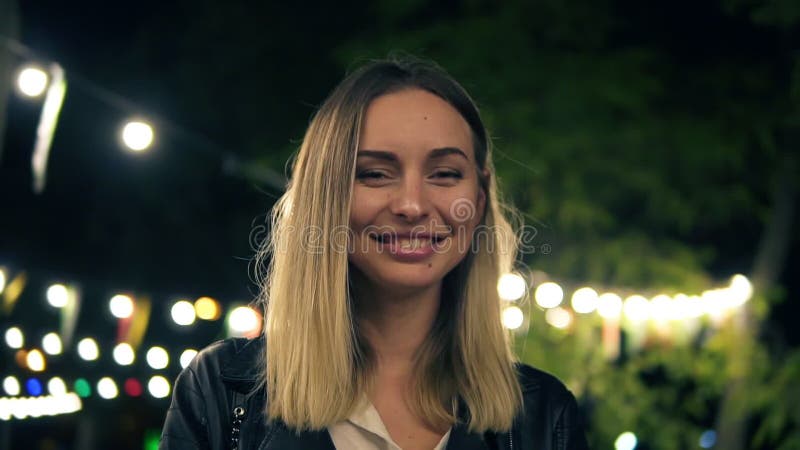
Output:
[359, 88, 474, 160]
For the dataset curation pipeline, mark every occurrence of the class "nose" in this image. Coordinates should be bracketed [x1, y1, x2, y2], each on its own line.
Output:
[389, 175, 430, 223]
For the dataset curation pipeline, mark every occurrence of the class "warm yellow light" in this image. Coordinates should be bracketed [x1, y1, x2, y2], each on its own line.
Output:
[545, 307, 572, 329]
[122, 121, 154, 151]
[4, 327, 24, 349]
[148, 376, 170, 399]
[571, 287, 598, 314]
[597, 293, 623, 319]
[728, 274, 753, 307]
[77, 338, 99, 361]
[497, 273, 527, 301]
[650, 294, 673, 321]
[112, 343, 135, 366]
[42, 332, 63, 355]
[227, 306, 261, 336]
[623, 295, 650, 322]
[501, 306, 524, 330]
[180, 349, 198, 369]
[17, 66, 49, 97]
[97, 377, 118, 399]
[47, 377, 67, 395]
[26, 349, 46, 372]
[194, 297, 221, 320]
[146, 346, 169, 370]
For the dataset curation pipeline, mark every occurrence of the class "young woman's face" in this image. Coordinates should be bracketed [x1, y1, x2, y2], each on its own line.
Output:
[348, 88, 486, 293]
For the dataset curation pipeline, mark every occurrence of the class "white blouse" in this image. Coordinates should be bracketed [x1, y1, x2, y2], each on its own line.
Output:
[328, 398, 451, 450]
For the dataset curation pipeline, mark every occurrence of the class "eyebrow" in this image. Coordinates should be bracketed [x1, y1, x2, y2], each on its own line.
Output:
[357, 147, 469, 161]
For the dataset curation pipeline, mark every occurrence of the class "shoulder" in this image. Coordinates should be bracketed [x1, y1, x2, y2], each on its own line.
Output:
[185, 337, 264, 386]
[514, 363, 578, 418]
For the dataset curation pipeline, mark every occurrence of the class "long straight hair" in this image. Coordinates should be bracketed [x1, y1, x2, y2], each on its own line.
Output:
[255, 56, 523, 433]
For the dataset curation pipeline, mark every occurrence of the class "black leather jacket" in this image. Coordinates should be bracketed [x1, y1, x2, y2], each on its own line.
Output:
[160, 338, 589, 450]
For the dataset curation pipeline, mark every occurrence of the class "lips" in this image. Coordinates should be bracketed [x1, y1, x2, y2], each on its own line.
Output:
[366, 232, 449, 260]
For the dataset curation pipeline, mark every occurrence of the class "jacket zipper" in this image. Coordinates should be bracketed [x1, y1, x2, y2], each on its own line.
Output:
[508, 429, 513, 450]
[230, 391, 246, 450]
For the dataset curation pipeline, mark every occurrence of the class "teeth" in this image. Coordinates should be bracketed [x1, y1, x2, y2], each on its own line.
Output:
[398, 238, 431, 249]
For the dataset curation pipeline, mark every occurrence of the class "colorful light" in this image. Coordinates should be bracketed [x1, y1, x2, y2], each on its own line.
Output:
[124, 378, 143, 397]
[25, 378, 43, 396]
[26, 349, 46, 372]
[194, 297, 221, 320]
[74, 378, 91, 398]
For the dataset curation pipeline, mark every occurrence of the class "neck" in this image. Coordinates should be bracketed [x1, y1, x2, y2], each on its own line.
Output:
[352, 275, 442, 378]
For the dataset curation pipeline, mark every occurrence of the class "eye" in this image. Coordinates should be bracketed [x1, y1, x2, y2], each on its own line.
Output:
[432, 170, 463, 179]
[356, 170, 390, 181]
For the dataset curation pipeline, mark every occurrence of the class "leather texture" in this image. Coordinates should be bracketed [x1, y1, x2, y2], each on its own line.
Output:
[159, 338, 589, 450]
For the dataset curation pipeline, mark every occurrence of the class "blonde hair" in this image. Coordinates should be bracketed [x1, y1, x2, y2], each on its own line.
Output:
[255, 56, 522, 433]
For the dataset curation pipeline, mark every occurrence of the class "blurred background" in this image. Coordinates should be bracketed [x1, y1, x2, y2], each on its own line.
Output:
[0, 0, 798, 449]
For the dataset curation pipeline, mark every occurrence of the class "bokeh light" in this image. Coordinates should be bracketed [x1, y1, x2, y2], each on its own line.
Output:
[194, 297, 221, 320]
[148, 376, 171, 399]
[25, 378, 43, 396]
[3, 376, 20, 396]
[124, 378, 143, 397]
[16, 66, 48, 97]
[180, 349, 198, 369]
[74, 378, 91, 398]
[615, 431, 637, 450]
[112, 343, 135, 366]
[5, 327, 24, 349]
[97, 377, 118, 399]
[571, 287, 598, 314]
[77, 337, 100, 361]
[42, 332, 63, 355]
[109, 294, 134, 319]
[47, 377, 67, 395]
[535, 282, 564, 309]
[545, 307, 573, 329]
[501, 306, 524, 330]
[597, 293, 623, 319]
[623, 295, 650, 323]
[46, 283, 69, 308]
[171, 300, 196, 326]
[497, 273, 527, 301]
[146, 346, 169, 370]
[26, 349, 46, 372]
[227, 306, 261, 337]
[122, 121, 154, 151]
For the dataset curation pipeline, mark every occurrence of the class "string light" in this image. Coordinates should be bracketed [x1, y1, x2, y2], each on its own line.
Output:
[615, 431, 638, 450]
[545, 307, 573, 329]
[194, 297, 221, 320]
[97, 377, 118, 400]
[146, 346, 169, 370]
[42, 332, 63, 355]
[535, 282, 564, 309]
[3, 377, 20, 396]
[26, 349, 46, 372]
[171, 300, 196, 326]
[501, 306, 524, 330]
[571, 287, 598, 314]
[597, 293, 623, 319]
[46, 283, 69, 308]
[122, 121, 154, 152]
[148, 376, 170, 399]
[112, 343, 135, 366]
[16, 66, 49, 97]
[77, 337, 100, 361]
[47, 377, 67, 395]
[109, 294, 134, 319]
[497, 273, 527, 301]
[180, 349, 198, 369]
[0, 268, 6, 294]
[4, 327, 24, 349]
[227, 306, 261, 337]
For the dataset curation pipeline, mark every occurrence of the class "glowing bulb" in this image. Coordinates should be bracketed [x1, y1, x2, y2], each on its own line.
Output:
[3, 376, 20, 396]
[26, 349, 46, 372]
[5, 327, 24, 349]
[545, 307, 572, 329]
[46, 283, 69, 308]
[171, 300, 196, 326]
[122, 121, 154, 151]
[0, 268, 6, 294]
[47, 377, 67, 395]
[497, 273, 527, 301]
[146, 346, 169, 370]
[597, 293, 623, 319]
[571, 287, 598, 314]
[97, 377, 118, 399]
[148, 375, 170, 399]
[42, 332, 63, 355]
[535, 282, 564, 308]
[17, 66, 48, 97]
[113, 343, 135, 366]
[77, 338, 99, 361]
[228, 306, 260, 336]
[623, 295, 650, 322]
[501, 306, 524, 330]
[180, 349, 198, 369]
[728, 274, 753, 307]
[109, 294, 134, 319]
[615, 431, 637, 450]
[195, 297, 220, 320]
[650, 294, 673, 321]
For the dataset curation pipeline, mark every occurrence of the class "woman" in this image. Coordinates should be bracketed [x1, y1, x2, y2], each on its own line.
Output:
[160, 57, 588, 450]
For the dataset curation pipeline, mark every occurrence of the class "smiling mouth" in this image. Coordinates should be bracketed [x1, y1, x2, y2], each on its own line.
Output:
[369, 234, 448, 249]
